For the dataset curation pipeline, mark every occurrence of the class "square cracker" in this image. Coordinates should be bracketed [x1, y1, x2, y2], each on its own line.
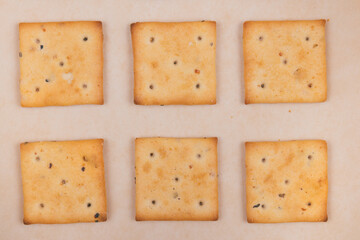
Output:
[19, 21, 103, 107]
[131, 21, 216, 105]
[20, 139, 107, 224]
[135, 137, 218, 220]
[245, 140, 328, 223]
[243, 20, 327, 104]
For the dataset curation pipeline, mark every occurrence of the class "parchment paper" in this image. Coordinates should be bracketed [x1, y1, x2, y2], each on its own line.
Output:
[0, 0, 359, 239]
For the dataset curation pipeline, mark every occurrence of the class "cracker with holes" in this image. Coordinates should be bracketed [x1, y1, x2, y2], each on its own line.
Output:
[20, 139, 107, 224]
[131, 21, 216, 105]
[245, 140, 328, 223]
[135, 137, 218, 220]
[19, 21, 103, 107]
[243, 20, 327, 104]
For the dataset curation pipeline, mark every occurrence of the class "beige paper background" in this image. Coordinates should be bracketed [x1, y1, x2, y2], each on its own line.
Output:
[0, 0, 359, 239]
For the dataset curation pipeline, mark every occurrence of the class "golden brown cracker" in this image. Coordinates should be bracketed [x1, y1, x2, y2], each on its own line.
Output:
[135, 137, 218, 220]
[243, 20, 327, 103]
[245, 140, 328, 223]
[19, 21, 103, 107]
[21, 139, 107, 224]
[131, 21, 216, 105]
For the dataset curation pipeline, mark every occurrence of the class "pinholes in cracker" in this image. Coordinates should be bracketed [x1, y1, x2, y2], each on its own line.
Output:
[245, 140, 328, 223]
[19, 21, 103, 107]
[135, 137, 218, 220]
[243, 20, 327, 104]
[131, 21, 216, 105]
[20, 139, 107, 224]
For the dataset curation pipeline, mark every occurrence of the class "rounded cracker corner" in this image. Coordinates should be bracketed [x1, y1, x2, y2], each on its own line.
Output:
[23, 219, 31, 225]
[247, 217, 255, 223]
[243, 21, 252, 28]
[205, 20, 217, 26]
[130, 22, 139, 31]
[133, 97, 144, 105]
[210, 98, 217, 105]
[101, 214, 108, 222]
[320, 139, 328, 145]
[244, 142, 252, 147]
[20, 101, 28, 107]
[320, 95, 327, 103]
[19, 22, 26, 29]
[93, 21, 102, 28]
